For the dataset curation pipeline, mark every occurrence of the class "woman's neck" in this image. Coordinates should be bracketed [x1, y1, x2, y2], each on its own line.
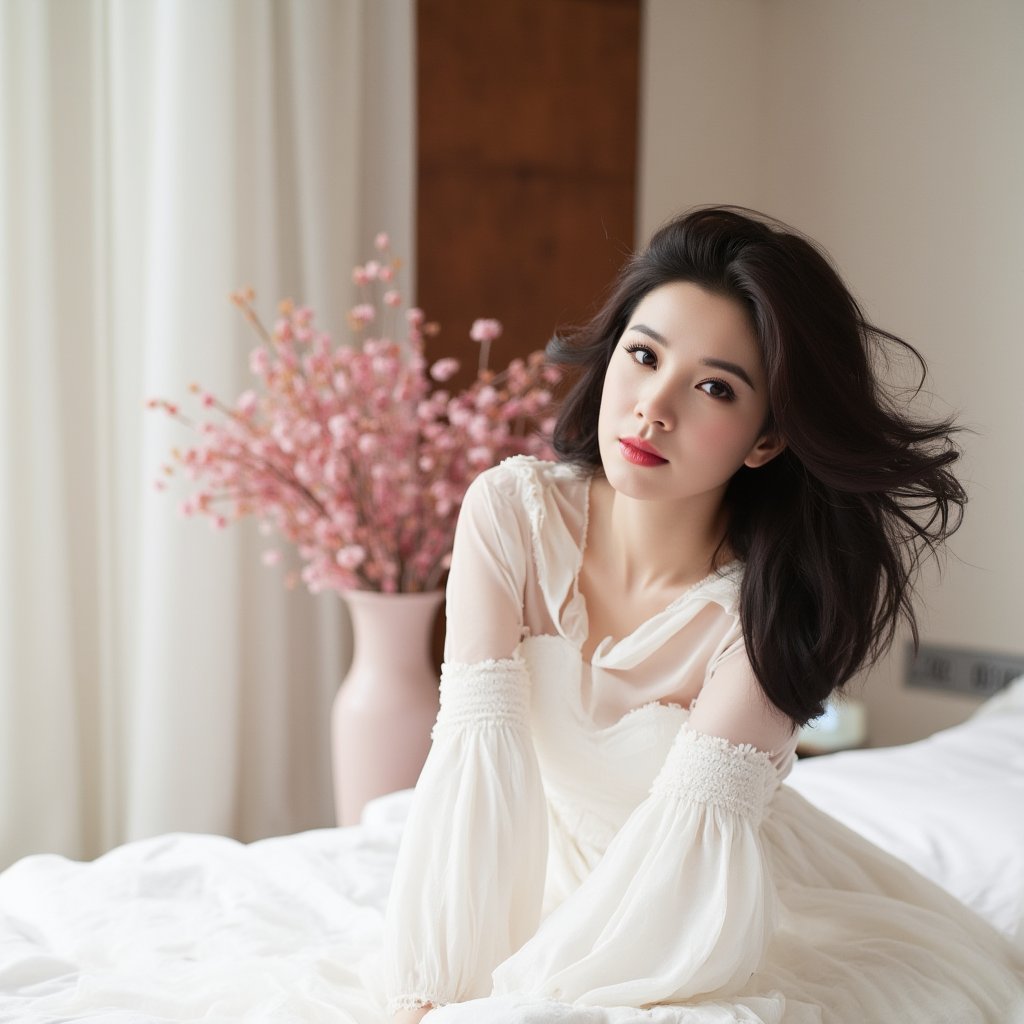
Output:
[588, 474, 731, 593]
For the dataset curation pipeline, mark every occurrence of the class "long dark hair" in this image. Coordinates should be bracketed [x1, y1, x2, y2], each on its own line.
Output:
[549, 206, 965, 726]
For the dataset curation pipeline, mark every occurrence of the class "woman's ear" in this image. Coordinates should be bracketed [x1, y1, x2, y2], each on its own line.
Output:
[744, 432, 786, 469]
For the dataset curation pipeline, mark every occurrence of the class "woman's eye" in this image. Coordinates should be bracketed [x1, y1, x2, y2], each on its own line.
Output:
[624, 343, 656, 367]
[697, 378, 736, 401]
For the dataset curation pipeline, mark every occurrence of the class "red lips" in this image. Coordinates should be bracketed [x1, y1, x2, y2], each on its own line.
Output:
[618, 437, 668, 467]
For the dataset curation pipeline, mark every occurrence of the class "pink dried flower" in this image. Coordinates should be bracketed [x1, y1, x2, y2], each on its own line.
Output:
[470, 319, 502, 343]
[250, 348, 270, 375]
[374, 232, 389, 251]
[336, 545, 366, 570]
[328, 414, 352, 444]
[470, 318, 503, 373]
[349, 303, 375, 328]
[476, 385, 499, 408]
[237, 390, 258, 414]
[430, 358, 459, 382]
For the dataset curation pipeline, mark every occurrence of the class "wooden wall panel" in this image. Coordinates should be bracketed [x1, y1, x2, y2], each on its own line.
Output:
[416, 0, 641, 388]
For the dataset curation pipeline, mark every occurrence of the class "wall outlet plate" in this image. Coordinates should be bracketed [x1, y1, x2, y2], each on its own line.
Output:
[906, 642, 1024, 698]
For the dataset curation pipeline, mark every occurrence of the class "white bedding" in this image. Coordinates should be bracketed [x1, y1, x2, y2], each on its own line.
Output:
[2, 680, 1022, 1023]
[787, 680, 1024, 950]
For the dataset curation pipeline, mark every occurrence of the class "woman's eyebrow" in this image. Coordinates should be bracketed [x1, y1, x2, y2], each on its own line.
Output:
[701, 357, 755, 391]
[627, 323, 756, 390]
[629, 323, 668, 345]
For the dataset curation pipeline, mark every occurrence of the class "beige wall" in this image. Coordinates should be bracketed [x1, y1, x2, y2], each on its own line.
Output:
[640, 0, 1024, 746]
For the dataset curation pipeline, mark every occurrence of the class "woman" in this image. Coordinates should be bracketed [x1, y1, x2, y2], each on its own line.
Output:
[383, 208, 1024, 1022]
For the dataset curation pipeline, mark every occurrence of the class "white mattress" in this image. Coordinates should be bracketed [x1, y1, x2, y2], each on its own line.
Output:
[1, 680, 1022, 1023]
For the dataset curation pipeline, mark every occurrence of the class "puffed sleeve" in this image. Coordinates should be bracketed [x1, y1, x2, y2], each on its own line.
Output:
[382, 468, 549, 1014]
[488, 654, 794, 1008]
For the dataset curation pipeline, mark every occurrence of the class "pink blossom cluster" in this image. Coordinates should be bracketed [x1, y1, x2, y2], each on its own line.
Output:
[150, 235, 560, 594]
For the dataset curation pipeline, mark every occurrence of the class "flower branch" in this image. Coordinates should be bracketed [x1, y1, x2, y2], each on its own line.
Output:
[151, 235, 559, 595]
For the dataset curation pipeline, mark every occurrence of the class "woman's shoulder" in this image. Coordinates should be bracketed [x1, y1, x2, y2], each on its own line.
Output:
[464, 457, 591, 570]
[488, 454, 586, 486]
[697, 560, 744, 615]
[470, 456, 588, 511]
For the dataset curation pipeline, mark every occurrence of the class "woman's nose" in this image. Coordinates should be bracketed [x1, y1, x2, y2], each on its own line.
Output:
[634, 381, 675, 431]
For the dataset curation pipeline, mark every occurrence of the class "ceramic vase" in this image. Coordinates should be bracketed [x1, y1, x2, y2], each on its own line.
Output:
[331, 588, 445, 826]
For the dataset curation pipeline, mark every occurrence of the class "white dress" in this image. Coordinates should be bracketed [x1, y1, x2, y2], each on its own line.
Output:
[382, 457, 1024, 1023]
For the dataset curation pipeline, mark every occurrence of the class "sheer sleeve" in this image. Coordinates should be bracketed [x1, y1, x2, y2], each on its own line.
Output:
[441, 466, 530, 664]
[489, 654, 793, 1008]
[383, 468, 548, 1013]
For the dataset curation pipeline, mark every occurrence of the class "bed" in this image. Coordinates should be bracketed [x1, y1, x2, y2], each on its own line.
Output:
[2, 679, 1022, 1023]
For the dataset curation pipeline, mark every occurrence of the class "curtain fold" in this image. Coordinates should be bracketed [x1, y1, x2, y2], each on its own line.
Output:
[0, 0, 415, 867]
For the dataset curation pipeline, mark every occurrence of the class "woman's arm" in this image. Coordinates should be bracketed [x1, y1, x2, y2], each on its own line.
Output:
[383, 466, 548, 1013]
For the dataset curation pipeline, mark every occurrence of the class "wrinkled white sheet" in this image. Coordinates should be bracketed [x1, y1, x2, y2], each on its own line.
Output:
[1, 681, 1022, 1024]
[0, 798, 407, 1024]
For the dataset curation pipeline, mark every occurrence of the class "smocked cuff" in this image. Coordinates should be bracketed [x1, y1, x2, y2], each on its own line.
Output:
[432, 657, 531, 736]
[386, 992, 448, 1015]
[650, 728, 775, 823]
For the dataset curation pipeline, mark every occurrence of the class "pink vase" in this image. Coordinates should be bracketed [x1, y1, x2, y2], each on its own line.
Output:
[331, 589, 445, 827]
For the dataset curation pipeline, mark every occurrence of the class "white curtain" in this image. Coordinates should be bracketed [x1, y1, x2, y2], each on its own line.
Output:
[0, 0, 415, 867]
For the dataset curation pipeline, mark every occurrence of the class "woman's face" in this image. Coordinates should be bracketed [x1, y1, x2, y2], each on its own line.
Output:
[597, 281, 782, 505]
